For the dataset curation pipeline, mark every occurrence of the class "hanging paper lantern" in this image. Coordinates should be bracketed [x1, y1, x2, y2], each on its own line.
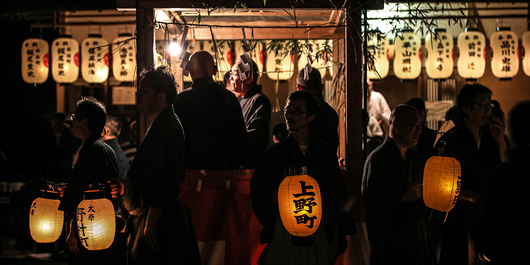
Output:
[22, 38, 49, 84]
[425, 29, 454, 80]
[393, 30, 422, 80]
[521, 31, 530, 76]
[202, 40, 232, 82]
[76, 190, 115, 250]
[278, 174, 322, 237]
[112, 34, 136, 83]
[423, 156, 461, 212]
[265, 41, 293, 81]
[297, 40, 333, 79]
[457, 28, 486, 80]
[51, 36, 79, 83]
[490, 27, 519, 80]
[81, 34, 109, 83]
[367, 32, 389, 80]
[29, 191, 64, 243]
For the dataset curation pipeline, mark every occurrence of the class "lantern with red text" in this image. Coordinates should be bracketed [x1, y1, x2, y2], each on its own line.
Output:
[22, 38, 49, 84]
[112, 34, 136, 83]
[367, 31, 389, 80]
[52, 36, 79, 83]
[76, 190, 115, 250]
[425, 29, 454, 81]
[457, 29, 486, 81]
[278, 175, 322, 237]
[490, 28, 519, 80]
[394, 30, 421, 80]
[29, 191, 64, 243]
[81, 35, 109, 83]
[423, 156, 461, 212]
[521, 31, 530, 76]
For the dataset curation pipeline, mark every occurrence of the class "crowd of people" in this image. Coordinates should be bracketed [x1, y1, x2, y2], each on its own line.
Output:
[9, 49, 528, 265]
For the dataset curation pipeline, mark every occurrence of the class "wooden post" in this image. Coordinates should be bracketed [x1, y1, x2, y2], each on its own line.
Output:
[136, 8, 155, 141]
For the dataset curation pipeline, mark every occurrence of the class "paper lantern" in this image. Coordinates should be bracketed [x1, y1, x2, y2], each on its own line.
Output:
[423, 156, 461, 212]
[22, 38, 49, 84]
[490, 28, 519, 80]
[112, 34, 136, 83]
[202, 40, 232, 82]
[521, 31, 530, 76]
[393, 30, 422, 80]
[51, 36, 79, 83]
[297, 40, 333, 79]
[76, 191, 115, 250]
[457, 28, 486, 80]
[81, 35, 109, 83]
[278, 174, 322, 237]
[29, 191, 64, 243]
[367, 32, 389, 80]
[425, 29, 454, 80]
[265, 41, 293, 81]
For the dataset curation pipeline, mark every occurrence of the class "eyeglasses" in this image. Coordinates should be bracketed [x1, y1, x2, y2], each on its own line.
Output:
[474, 102, 494, 110]
[282, 108, 307, 116]
[70, 113, 76, 121]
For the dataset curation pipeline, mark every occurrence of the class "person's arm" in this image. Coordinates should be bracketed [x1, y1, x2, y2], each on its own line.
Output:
[66, 219, 80, 253]
[144, 206, 163, 251]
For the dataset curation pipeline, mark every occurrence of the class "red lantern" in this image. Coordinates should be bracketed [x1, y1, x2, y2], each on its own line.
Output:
[112, 34, 136, 83]
[29, 191, 64, 243]
[278, 174, 322, 237]
[490, 27, 519, 80]
[423, 156, 461, 213]
[393, 30, 422, 80]
[457, 28, 486, 80]
[22, 38, 49, 84]
[81, 35, 109, 83]
[425, 29, 454, 80]
[52, 36, 79, 83]
[76, 190, 115, 250]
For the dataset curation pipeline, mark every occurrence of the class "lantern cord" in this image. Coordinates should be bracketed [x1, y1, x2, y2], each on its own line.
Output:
[444, 212, 449, 223]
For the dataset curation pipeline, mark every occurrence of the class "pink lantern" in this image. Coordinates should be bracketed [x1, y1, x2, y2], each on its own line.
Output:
[521, 31, 530, 76]
[425, 29, 454, 80]
[490, 27, 519, 80]
[22, 38, 49, 84]
[393, 30, 421, 80]
[51, 36, 79, 83]
[112, 34, 136, 83]
[81, 34, 109, 83]
[457, 28, 486, 80]
[367, 32, 389, 80]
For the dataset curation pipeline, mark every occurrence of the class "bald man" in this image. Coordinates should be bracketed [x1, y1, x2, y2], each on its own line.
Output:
[362, 105, 436, 265]
[174, 51, 249, 169]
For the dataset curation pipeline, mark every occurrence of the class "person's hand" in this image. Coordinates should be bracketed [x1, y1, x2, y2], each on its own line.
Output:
[110, 177, 125, 199]
[66, 229, 80, 253]
[489, 115, 505, 143]
[402, 181, 422, 202]
[144, 223, 159, 251]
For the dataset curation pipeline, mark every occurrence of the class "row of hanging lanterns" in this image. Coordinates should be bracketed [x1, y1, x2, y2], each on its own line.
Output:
[22, 34, 136, 85]
[368, 27, 530, 81]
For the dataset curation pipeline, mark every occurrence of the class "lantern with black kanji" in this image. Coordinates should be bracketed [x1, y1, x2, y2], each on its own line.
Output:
[29, 190, 64, 243]
[76, 190, 115, 250]
[22, 38, 49, 84]
[278, 174, 322, 237]
[81, 34, 109, 83]
[393, 29, 421, 80]
[112, 34, 136, 83]
[423, 156, 461, 213]
[490, 27, 519, 80]
[425, 29, 454, 81]
[52, 36, 79, 83]
[265, 41, 293, 81]
[457, 28, 486, 81]
[367, 31, 389, 80]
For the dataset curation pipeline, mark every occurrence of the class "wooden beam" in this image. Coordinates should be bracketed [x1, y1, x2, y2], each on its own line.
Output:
[187, 27, 342, 40]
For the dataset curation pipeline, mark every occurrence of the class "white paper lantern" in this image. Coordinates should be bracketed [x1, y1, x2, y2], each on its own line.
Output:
[29, 191, 64, 243]
[76, 191, 115, 251]
[490, 28, 519, 80]
[521, 31, 530, 76]
[51, 36, 79, 83]
[297, 40, 333, 79]
[367, 32, 389, 80]
[265, 41, 293, 81]
[393, 30, 422, 80]
[112, 34, 136, 83]
[81, 35, 109, 83]
[22, 38, 49, 84]
[457, 29, 486, 80]
[202, 40, 232, 82]
[425, 29, 454, 80]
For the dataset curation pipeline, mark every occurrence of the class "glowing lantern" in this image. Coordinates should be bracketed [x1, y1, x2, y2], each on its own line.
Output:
[76, 190, 115, 250]
[457, 28, 486, 80]
[367, 32, 389, 80]
[521, 31, 530, 76]
[297, 40, 333, 79]
[29, 191, 64, 243]
[278, 174, 322, 237]
[202, 40, 232, 82]
[490, 28, 519, 80]
[393, 30, 421, 80]
[51, 36, 79, 83]
[265, 41, 293, 81]
[423, 156, 461, 212]
[425, 29, 454, 80]
[22, 38, 49, 84]
[112, 34, 136, 83]
[81, 35, 109, 83]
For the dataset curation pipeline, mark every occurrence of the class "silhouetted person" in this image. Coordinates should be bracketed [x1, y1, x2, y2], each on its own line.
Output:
[272, 122, 288, 143]
[102, 116, 129, 180]
[405, 97, 436, 163]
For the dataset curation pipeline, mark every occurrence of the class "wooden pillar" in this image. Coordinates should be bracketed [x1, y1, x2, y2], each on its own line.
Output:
[136, 7, 155, 140]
